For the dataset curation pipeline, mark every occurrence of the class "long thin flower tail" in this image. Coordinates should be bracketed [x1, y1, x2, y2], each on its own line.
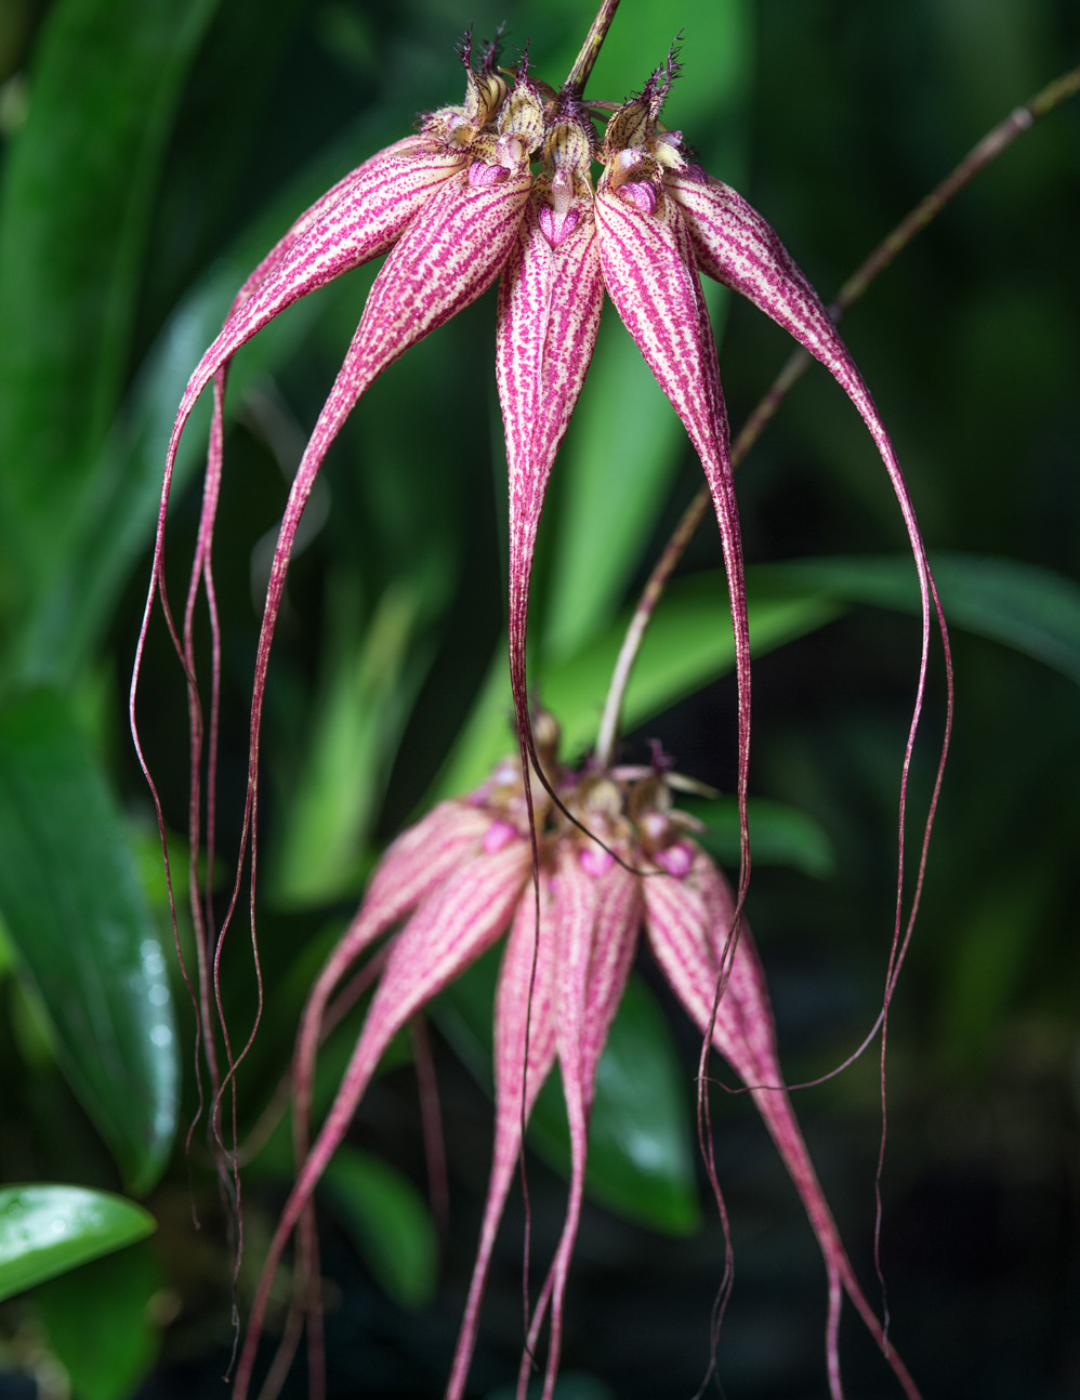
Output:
[281, 801, 497, 1400]
[595, 154, 753, 929]
[445, 879, 560, 1400]
[668, 163, 954, 987]
[234, 839, 531, 1400]
[518, 852, 640, 1400]
[644, 850, 921, 1400]
[496, 101, 604, 815]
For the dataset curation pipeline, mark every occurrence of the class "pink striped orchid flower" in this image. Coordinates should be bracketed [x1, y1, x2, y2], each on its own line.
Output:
[234, 722, 921, 1400]
[128, 23, 948, 1400]
[134, 41, 943, 987]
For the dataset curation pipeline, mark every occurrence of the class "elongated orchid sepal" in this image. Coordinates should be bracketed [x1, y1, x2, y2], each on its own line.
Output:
[514, 848, 640, 1400]
[594, 171, 752, 910]
[497, 153, 604, 793]
[644, 851, 922, 1400]
[293, 801, 495, 1167]
[445, 880, 560, 1400]
[235, 839, 531, 1400]
[667, 162, 953, 1012]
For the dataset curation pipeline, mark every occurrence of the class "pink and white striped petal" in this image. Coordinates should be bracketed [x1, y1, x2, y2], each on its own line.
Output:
[521, 855, 640, 1400]
[235, 838, 532, 1400]
[292, 799, 495, 1165]
[496, 190, 604, 752]
[446, 877, 560, 1400]
[644, 851, 921, 1400]
[595, 181, 752, 906]
[224, 161, 534, 1036]
[668, 163, 952, 1019]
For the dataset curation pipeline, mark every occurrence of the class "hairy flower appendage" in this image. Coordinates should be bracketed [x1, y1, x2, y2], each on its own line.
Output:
[127, 8, 956, 1399]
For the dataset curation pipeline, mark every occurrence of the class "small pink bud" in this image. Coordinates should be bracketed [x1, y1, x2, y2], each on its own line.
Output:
[483, 820, 518, 853]
[656, 842, 693, 878]
[469, 160, 511, 187]
[616, 180, 658, 216]
[579, 845, 615, 878]
[538, 204, 582, 248]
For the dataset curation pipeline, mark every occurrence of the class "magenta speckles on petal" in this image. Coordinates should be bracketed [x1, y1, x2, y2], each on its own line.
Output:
[469, 159, 511, 187]
[617, 179, 658, 215]
[538, 203, 582, 247]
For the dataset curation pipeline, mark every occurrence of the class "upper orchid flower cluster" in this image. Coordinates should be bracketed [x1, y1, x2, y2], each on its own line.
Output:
[134, 31, 943, 963]
[233, 717, 921, 1400]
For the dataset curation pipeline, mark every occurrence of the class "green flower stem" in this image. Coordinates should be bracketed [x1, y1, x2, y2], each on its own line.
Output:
[564, 0, 622, 98]
[595, 62, 1080, 768]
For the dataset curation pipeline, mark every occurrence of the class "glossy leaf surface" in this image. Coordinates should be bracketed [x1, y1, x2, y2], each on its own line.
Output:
[0, 690, 178, 1193]
[0, 1185, 155, 1302]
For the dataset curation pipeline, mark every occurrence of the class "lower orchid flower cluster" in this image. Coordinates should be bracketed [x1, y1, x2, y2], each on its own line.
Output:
[234, 720, 920, 1400]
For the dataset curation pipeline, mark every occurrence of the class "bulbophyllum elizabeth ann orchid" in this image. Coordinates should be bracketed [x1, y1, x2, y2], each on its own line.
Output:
[130, 2, 951, 1397]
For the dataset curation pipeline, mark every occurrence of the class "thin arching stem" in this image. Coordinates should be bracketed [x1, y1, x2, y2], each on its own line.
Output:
[564, 0, 621, 98]
[595, 61, 1080, 766]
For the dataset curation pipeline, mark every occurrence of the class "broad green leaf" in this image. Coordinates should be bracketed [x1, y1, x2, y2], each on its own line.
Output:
[35, 1242, 161, 1400]
[0, 0, 220, 617]
[437, 951, 700, 1235]
[323, 1146, 438, 1310]
[681, 796, 836, 878]
[0, 690, 178, 1194]
[434, 570, 840, 799]
[0, 1186, 155, 1303]
[758, 553, 1080, 686]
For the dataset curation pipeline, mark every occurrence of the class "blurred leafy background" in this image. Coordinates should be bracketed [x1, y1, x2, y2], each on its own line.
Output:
[0, 0, 1077, 1396]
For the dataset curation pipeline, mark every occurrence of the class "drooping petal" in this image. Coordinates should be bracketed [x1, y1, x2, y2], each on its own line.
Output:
[446, 878, 560, 1400]
[130, 137, 474, 1006]
[668, 167, 952, 974]
[496, 186, 604, 771]
[595, 179, 752, 912]
[235, 837, 532, 1400]
[173, 138, 469, 463]
[520, 855, 640, 1400]
[644, 851, 921, 1400]
[293, 799, 495, 1166]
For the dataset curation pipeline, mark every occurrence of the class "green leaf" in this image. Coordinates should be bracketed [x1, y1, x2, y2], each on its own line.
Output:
[0, 689, 178, 1193]
[10, 107, 426, 685]
[0, 0, 220, 619]
[0, 1185, 155, 1303]
[270, 579, 432, 907]
[681, 796, 836, 878]
[437, 952, 700, 1235]
[758, 553, 1080, 686]
[322, 1146, 438, 1310]
[35, 1242, 161, 1400]
[434, 570, 840, 799]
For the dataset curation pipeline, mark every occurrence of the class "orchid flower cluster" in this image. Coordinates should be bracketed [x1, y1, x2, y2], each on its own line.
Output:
[232, 716, 922, 1400]
[130, 7, 953, 1399]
